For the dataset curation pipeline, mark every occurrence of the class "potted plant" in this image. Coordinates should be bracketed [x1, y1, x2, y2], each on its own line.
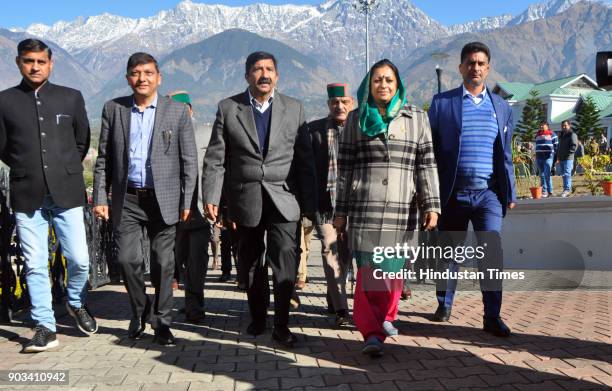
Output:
[512, 138, 541, 199]
[602, 175, 612, 196]
[529, 175, 543, 199]
[577, 154, 611, 195]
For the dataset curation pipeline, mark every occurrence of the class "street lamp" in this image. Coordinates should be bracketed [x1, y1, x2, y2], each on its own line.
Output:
[431, 52, 450, 94]
[354, 0, 379, 73]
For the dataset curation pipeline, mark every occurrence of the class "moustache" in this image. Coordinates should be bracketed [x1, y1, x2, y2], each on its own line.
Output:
[257, 78, 272, 85]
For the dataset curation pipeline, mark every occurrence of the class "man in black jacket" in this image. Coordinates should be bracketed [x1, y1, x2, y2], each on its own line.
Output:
[556, 120, 578, 197]
[0, 39, 96, 353]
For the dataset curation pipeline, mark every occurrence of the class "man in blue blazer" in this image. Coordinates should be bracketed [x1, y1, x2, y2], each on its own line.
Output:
[428, 42, 516, 337]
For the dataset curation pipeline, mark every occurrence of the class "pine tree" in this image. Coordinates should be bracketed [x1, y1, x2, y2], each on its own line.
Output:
[515, 89, 545, 142]
[572, 95, 601, 142]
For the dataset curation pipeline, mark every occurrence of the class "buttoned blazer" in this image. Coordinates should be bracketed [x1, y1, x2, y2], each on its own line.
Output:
[201, 91, 316, 227]
[93, 95, 198, 226]
[0, 81, 90, 213]
[427, 86, 516, 216]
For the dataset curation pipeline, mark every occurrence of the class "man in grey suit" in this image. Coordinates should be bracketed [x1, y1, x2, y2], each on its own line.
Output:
[93, 53, 198, 345]
[202, 51, 316, 347]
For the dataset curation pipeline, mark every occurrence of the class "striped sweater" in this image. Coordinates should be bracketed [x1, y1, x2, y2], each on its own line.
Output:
[456, 93, 498, 189]
[535, 130, 558, 159]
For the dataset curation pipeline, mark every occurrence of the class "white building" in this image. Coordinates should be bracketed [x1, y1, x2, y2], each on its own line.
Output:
[493, 74, 612, 142]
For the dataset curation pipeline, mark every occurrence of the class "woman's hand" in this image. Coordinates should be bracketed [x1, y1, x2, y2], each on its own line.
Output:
[422, 212, 438, 231]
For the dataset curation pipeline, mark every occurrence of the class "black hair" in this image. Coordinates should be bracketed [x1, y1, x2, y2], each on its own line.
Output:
[369, 58, 401, 83]
[17, 38, 52, 59]
[460, 42, 491, 63]
[561, 120, 571, 126]
[245, 51, 277, 75]
[126, 52, 159, 74]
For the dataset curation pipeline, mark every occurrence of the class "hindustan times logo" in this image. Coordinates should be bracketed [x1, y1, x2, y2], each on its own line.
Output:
[372, 243, 487, 264]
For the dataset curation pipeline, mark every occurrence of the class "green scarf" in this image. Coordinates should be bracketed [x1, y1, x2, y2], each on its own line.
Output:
[357, 69, 407, 137]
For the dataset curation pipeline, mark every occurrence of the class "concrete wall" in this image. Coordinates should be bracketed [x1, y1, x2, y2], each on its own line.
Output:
[502, 196, 612, 271]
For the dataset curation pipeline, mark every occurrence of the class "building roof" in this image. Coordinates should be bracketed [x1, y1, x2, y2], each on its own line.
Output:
[495, 74, 601, 101]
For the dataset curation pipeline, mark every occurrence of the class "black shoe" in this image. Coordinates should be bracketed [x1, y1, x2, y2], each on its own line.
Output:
[272, 327, 297, 348]
[66, 302, 98, 334]
[153, 326, 176, 345]
[246, 321, 266, 336]
[335, 310, 350, 327]
[483, 317, 511, 337]
[23, 326, 59, 353]
[128, 317, 146, 339]
[433, 305, 452, 322]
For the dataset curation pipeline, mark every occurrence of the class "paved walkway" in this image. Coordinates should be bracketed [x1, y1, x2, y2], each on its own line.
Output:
[0, 240, 610, 390]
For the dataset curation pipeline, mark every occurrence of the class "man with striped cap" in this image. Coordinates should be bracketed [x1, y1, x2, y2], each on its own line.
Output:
[306, 83, 354, 327]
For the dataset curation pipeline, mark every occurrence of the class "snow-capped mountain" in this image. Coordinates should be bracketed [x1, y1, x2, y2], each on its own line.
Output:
[19, 0, 448, 80]
[447, 14, 513, 35]
[445, 0, 606, 36]
[508, 0, 585, 25]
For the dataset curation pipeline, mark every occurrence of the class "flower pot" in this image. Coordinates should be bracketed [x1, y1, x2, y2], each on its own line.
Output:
[602, 181, 612, 196]
[530, 186, 543, 199]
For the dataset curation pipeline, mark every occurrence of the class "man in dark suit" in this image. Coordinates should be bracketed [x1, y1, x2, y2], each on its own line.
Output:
[202, 51, 316, 347]
[93, 53, 198, 345]
[428, 42, 516, 337]
[0, 39, 96, 352]
[168, 90, 209, 324]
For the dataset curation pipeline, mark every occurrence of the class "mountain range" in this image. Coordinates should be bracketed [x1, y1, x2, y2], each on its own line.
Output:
[1, 0, 610, 121]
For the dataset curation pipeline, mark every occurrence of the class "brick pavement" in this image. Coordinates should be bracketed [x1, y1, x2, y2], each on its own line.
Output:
[0, 239, 610, 391]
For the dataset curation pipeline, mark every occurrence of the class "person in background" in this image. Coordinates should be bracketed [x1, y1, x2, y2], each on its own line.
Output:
[556, 120, 578, 197]
[169, 90, 209, 324]
[535, 121, 558, 197]
[308, 83, 354, 327]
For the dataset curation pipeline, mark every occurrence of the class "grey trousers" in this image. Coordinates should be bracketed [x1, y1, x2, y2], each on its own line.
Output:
[315, 223, 349, 312]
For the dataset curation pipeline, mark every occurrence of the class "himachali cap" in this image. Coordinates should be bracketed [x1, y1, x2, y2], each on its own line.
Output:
[327, 83, 349, 99]
[169, 90, 191, 106]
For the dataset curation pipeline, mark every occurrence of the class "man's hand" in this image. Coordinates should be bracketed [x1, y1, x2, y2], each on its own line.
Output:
[226, 218, 237, 231]
[93, 205, 109, 221]
[205, 204, 218, 222]
[508, 202, 516, 210]
[422, 212, 438, 231]
[181, 209, 192, 222]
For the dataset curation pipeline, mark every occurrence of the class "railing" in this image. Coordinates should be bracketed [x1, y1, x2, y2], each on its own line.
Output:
[0, 167, 124, 322]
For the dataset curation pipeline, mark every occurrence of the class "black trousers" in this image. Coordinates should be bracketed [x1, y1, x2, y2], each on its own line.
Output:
[237, 193, 300, 329]
[114, 192, 176, 329]
[175, 222, 209, 319]
[220, 228, 238, 276]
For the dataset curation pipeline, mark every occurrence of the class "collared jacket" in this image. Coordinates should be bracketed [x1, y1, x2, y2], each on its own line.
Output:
[0, 80, 90, 213]
[309, 116, 339, 219]
[335, 105, 441, 252]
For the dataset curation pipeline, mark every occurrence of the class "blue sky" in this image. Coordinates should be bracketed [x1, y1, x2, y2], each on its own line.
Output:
[1, 0, 543, 28]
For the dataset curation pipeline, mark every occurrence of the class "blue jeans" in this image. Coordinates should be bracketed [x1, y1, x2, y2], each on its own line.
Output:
[536, 157, 554, 194]
[435, 188, 504, 318]
[15, 195, 90, 332]
[559, 160, 573, 191]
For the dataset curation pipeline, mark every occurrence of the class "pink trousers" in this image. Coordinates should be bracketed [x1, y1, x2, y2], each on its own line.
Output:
[353, 267, 403, 342]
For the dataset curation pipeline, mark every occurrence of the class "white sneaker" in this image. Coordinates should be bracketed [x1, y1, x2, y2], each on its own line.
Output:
[561, 190, 570, 197]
